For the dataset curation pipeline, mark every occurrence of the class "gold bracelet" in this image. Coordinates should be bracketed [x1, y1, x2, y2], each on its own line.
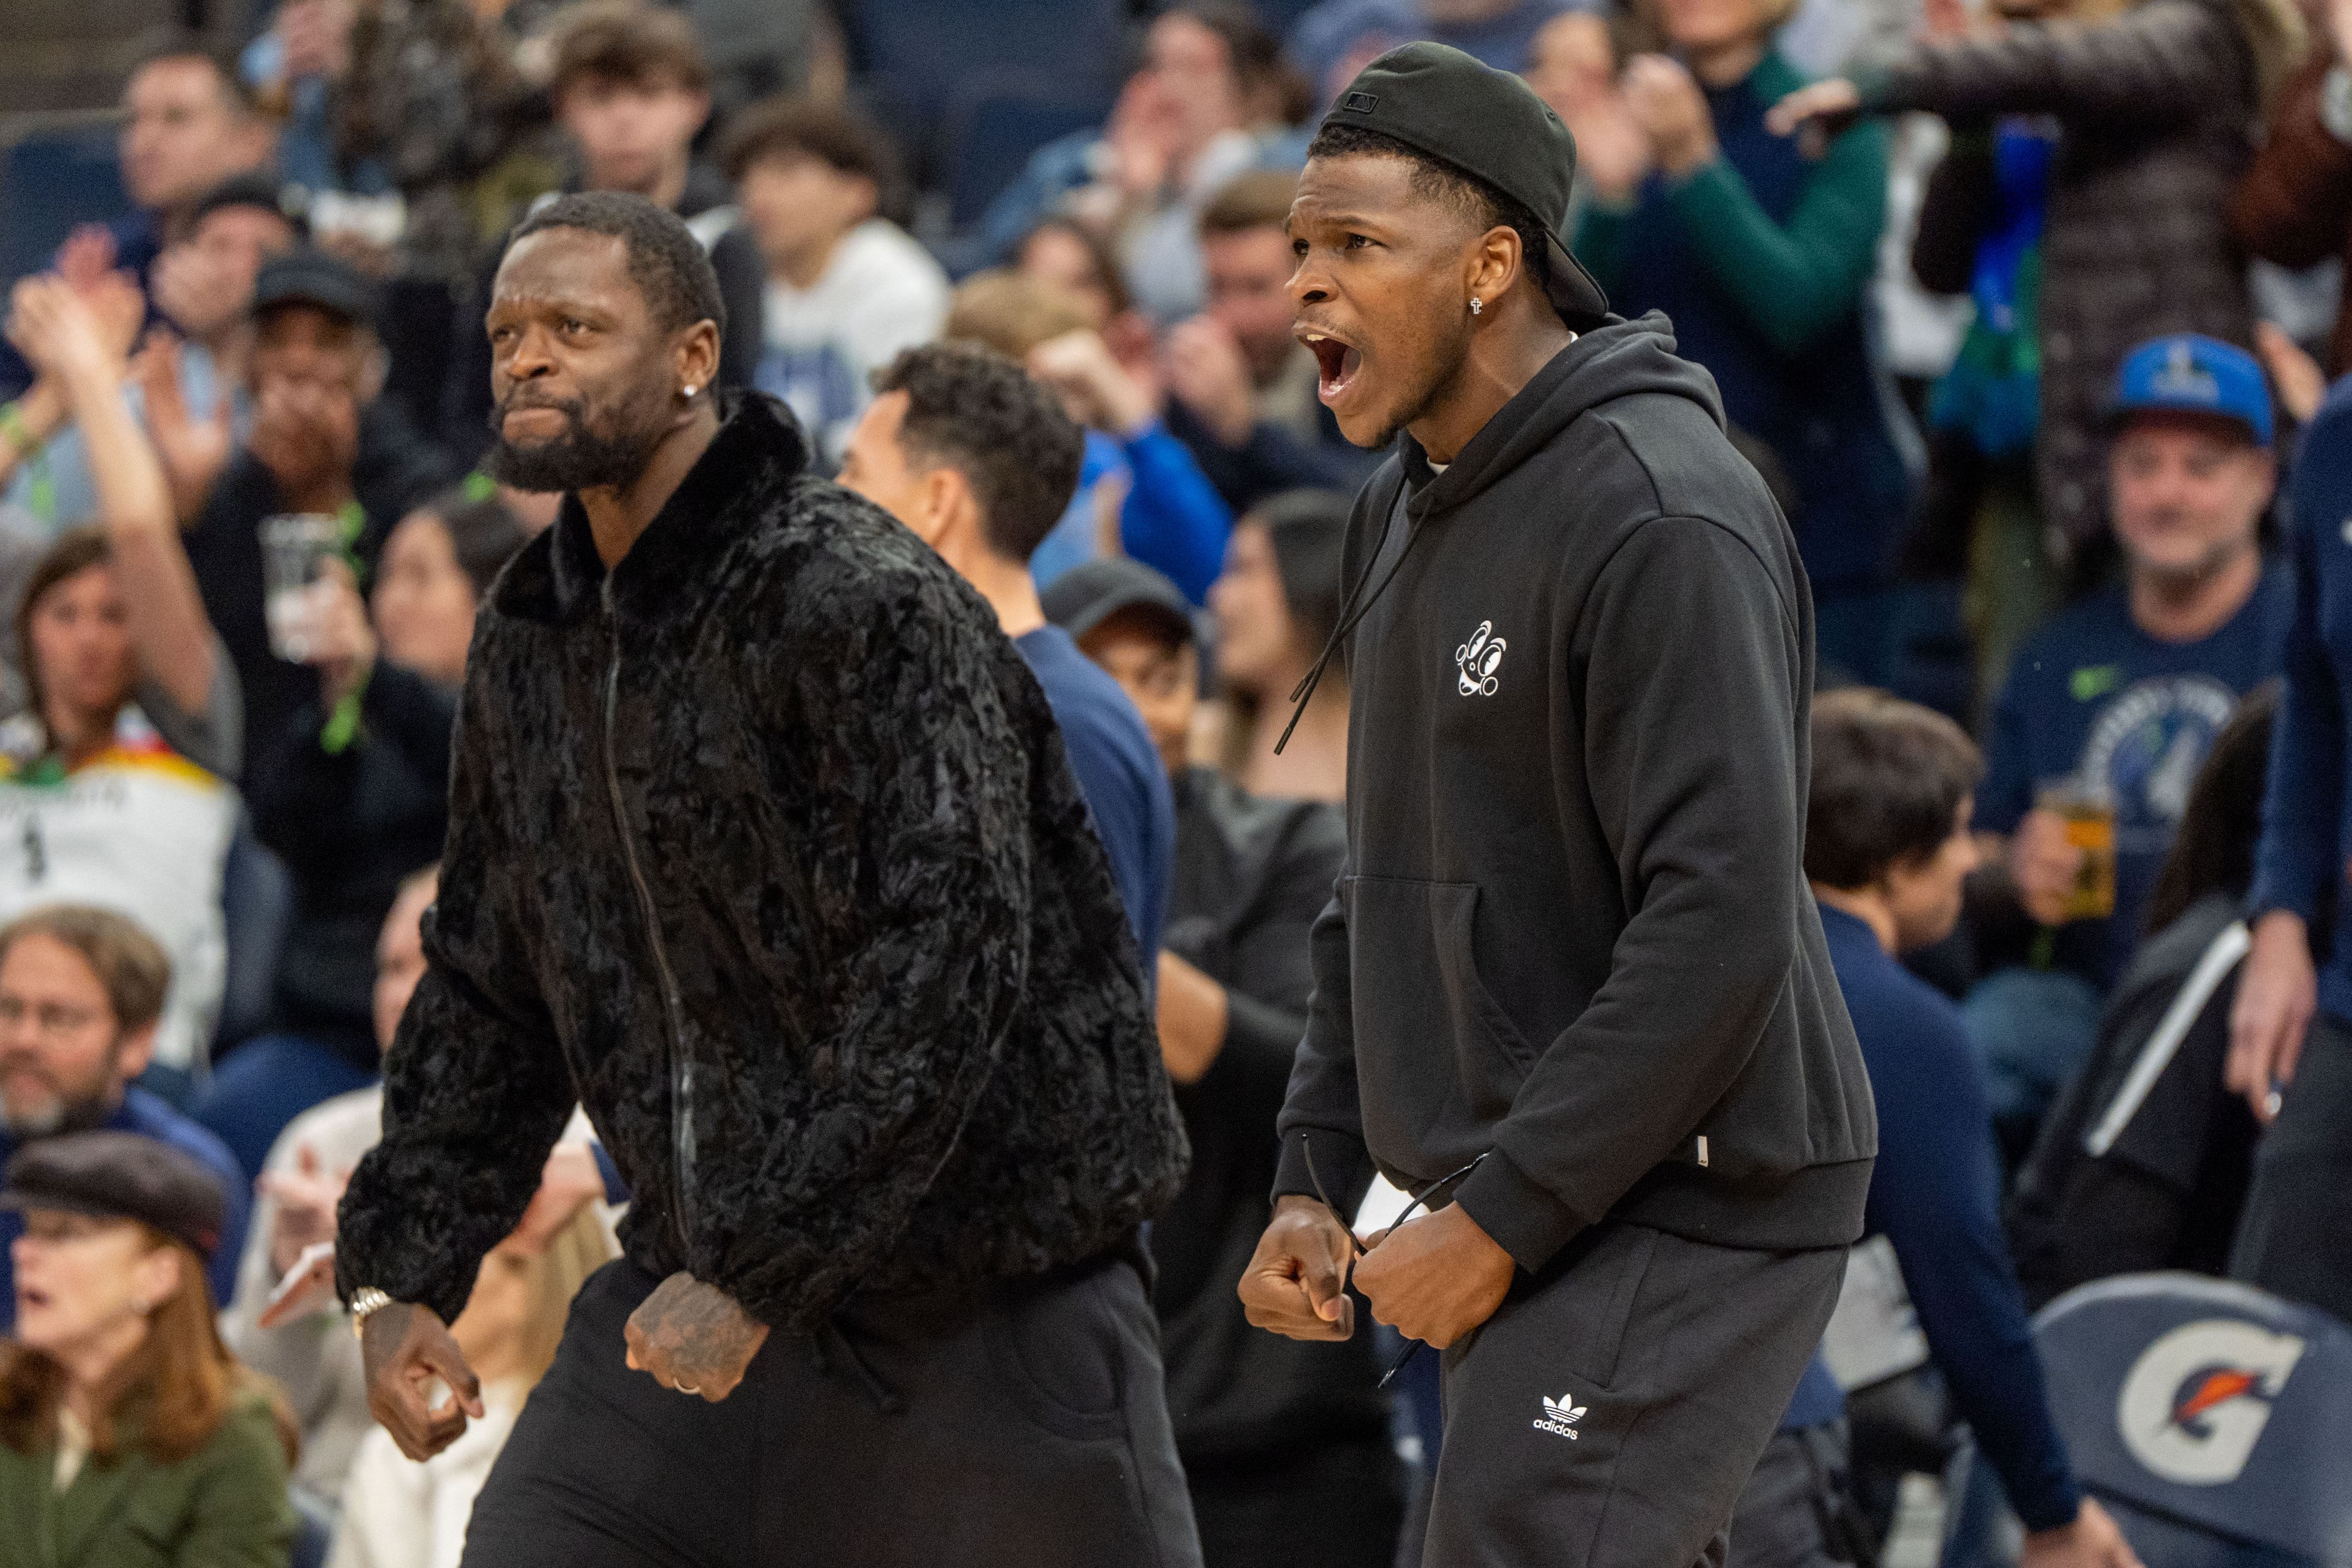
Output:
[348, 1286, 395, 1339]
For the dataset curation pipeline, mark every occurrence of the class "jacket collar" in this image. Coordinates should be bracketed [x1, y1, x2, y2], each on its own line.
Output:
[506, 391, 812, 627]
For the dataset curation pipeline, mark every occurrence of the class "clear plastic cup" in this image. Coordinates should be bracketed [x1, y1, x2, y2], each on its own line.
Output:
[261, 513, 344, 663]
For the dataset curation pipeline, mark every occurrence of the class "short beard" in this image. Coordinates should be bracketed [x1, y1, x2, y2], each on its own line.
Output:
[485, 393, 669, 494]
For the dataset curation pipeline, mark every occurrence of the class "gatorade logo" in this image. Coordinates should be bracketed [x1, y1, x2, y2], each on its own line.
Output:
[2116, 1319, 2305, 1485]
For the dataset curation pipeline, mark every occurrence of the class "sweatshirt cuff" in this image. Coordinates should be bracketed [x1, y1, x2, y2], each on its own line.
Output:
[1271, 1127, 1374, 1217]
[1452, 1146, 1590, 1275]
[2248, 867, 2323, 928]
[2013, 1473, 2083, 1536]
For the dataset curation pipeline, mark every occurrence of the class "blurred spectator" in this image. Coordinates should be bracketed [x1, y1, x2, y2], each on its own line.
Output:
[0, 275, 245, 1087]
[1901, 15, 2063, 711]
[197, 485, 527, 1182]
[1208, 491, 1349, 803]
[1162, 172, 1381, 512]
[975, 5, 1313, 321]
[838, 345, 1175, 952]
[1289, 0, 1585, 106]
[1, 250, 158, 538]
[946, 270, 1235, 603]
[220, 870, 612, 1507]
[2008, 684, 2279, 1308]
[440, 2, 763, 465]
[1565, 0, 1914, 684]
[1016, 217, 1155, 363]
[1775, 690, 2137, 1568]
[722, 98, 948, 463]
[1769, 0, 2309, 563]
[1043, 559, 1405, 1568]
[1968, 336, 2289, 1163]
[0, 36, 278, 403]
[178, 249, 453, 789]
[0, 910, 250, 1323]
[2227, 371, 2352, 1325]
[327, 1200, 614, 1568]
[0, 1131, 296, 1564]
[2230, 0, 2352, 392]
[4, 176, 300, 537]
[678, 0, 840, 127]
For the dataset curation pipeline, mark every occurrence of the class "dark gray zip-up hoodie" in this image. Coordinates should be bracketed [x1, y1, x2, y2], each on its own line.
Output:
[1272, 314, 1875, 1270]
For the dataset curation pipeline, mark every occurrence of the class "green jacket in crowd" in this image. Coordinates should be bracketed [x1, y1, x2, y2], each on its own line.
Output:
[0, 1385, 295, 1568]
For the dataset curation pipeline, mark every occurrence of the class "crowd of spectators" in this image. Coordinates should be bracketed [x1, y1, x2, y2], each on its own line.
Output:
[2, 0, 2350, 1561]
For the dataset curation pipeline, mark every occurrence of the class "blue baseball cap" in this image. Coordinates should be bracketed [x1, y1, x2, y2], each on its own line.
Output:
[2107, 334, 2273, 448]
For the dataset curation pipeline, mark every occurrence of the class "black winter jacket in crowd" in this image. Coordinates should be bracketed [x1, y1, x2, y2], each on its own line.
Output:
[336, 392, 1189, 1331]
[250, 660, 455, 1070]
[1152, 769, 1392, 1464]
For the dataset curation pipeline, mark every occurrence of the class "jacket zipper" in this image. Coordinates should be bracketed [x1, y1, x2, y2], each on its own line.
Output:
[601, 576, 698, 1254]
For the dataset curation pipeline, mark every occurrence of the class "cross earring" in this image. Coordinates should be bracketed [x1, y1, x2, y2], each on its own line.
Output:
[1468, 297, 1483, 316]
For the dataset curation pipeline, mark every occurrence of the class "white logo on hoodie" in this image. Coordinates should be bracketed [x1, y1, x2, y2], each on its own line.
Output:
[1456, 621, 1507, 696]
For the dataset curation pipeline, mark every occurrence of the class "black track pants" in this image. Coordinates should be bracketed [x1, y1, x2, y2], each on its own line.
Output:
[1420, 1222, 1845, 1568]
[459, 1252, 1203, 1568]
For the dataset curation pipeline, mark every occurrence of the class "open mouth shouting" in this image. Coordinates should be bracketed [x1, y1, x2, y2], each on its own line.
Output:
[1301, 328, 1364, 408]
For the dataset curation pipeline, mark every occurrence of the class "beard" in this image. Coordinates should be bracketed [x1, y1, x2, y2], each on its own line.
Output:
[485, 388, 670, 494]
[0, 1061, 112, 1139]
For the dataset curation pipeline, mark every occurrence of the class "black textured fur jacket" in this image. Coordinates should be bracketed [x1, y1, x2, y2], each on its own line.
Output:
[336, 393, 1189, 1331]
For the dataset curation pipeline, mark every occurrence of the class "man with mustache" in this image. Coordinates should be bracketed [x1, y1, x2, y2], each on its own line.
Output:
[332, 191, 1199, 1567]
[0, 905, 249, 1324]
[1233, 46, 1873, 1566]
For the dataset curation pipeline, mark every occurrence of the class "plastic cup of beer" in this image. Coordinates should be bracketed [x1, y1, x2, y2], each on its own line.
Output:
[2037, 779, 2116, 922]
[261, 513, 343, 663]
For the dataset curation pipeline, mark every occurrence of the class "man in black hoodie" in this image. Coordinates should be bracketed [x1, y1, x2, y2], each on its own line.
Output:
[1236, 45, 1877, 1567]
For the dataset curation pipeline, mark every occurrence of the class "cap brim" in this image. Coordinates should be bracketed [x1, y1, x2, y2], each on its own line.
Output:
[1059, 593, 1196, 647]
[1544, 233, 1610, 328]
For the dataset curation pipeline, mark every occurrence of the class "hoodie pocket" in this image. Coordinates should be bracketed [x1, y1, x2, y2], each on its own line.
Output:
[1345, 876, 1539, 1164]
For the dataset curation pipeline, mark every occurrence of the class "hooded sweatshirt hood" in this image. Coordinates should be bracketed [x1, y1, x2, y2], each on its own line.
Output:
[1273, 309, 1873, 1269]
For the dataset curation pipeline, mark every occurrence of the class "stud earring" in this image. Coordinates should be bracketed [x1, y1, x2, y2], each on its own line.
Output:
[682, 384, 698, 399]
[1468, 297, 1483, 316]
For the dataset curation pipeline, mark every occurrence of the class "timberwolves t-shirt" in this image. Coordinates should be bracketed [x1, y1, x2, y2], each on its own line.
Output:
[1981, 564, 2293, 986]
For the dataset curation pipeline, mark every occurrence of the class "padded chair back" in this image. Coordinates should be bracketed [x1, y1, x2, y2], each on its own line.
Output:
[2035, 1274, 2352, 1567]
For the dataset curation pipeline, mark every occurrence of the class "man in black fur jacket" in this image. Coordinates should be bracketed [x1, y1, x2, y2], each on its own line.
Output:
[330, 193, 1198, 1566]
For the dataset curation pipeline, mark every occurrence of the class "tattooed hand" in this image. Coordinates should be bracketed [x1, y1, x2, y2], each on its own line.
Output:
[623, 1272, 771, 1401]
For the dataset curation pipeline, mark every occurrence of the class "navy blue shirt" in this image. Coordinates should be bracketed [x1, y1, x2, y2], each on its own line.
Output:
[1819, 902, 2081, 1530]
[1983, 567, 2294, 987]
[1015, 626, 1175, 960]
[0, 1088, 251, 1328]
[2253, 380, 2352, 1024]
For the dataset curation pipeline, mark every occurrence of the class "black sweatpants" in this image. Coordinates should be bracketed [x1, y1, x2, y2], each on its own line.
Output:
[1422, 1222, 1845, 1568]
[2230, 1011, 2352, 1324]
[460, 1252, 1203, 1568]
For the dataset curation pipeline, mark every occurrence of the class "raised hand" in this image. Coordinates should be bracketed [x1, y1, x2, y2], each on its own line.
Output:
[1767, 78, 1863, 137]
[1162, 316, 1256, 448]
[1622, 55, 1720, 178]
[261, 1141, 352, 1281]
[623, 1272, 770, 1402]
[134, 331, 233, 519]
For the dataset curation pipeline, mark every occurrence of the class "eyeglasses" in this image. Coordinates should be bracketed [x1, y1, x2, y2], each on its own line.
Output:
[0, 997, 105, 1038]
[1302, 1135, 1488, 1389]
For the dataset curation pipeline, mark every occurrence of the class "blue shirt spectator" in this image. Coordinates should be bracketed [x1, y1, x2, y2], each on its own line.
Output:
[2250, 376, 2352, 1025]
[1819, 900, 2081, 1529]
[0, 1087, 250, 1323]
[1016, 626, 1176, 956]
[1031, 426, 1237, 607]
[1982, 565, 2294, 987]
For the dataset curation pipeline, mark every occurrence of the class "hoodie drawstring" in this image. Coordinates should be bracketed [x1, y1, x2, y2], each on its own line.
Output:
[1276, 487, 1424, 755]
